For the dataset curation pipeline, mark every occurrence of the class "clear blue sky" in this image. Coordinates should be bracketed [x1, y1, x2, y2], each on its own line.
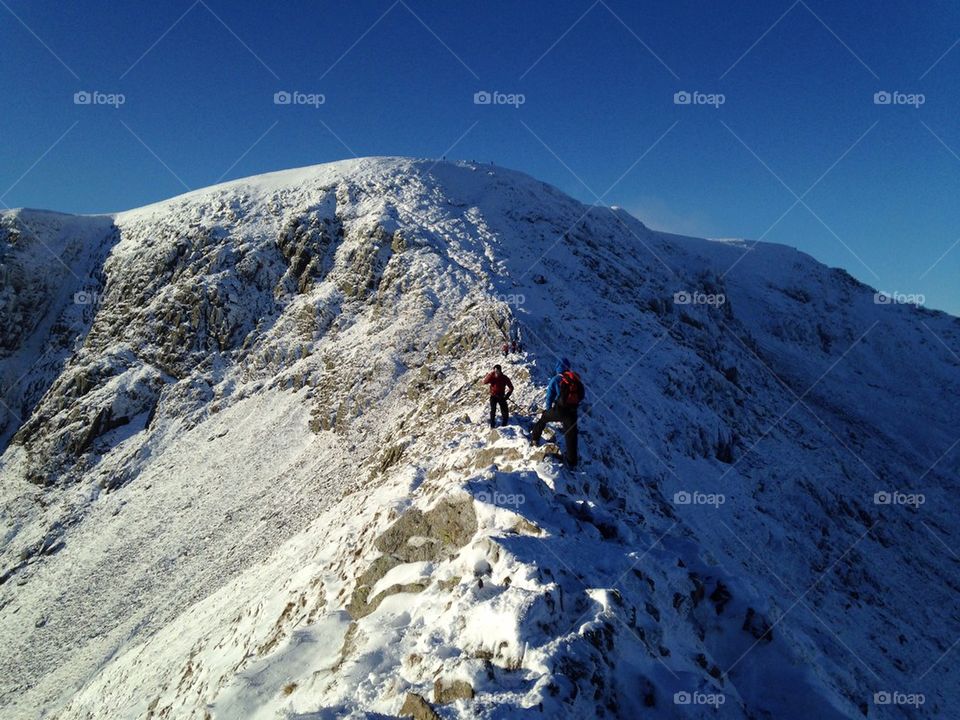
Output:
[2, 0, 959, 313]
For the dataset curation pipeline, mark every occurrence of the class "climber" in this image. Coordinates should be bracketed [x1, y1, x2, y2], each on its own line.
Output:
[530, 358, 585, 467]
[509, 325, 522, 354]
[502, 340, 521, 356]
[482, 364, 514, 428]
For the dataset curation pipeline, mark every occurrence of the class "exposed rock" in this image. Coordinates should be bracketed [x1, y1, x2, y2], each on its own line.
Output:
[376, 442, 408, 476]
[374, 496, 477, 563]
[742, 607, 774, 643]
[275, 208, 338, 295]
[709, 580, 731, 615]
[346, 554, 402, 619]
[433, 678, 475, 704]
[347, 496, 476, 619]
[399, 692, 441, 720]
[508, 517, 542, 536]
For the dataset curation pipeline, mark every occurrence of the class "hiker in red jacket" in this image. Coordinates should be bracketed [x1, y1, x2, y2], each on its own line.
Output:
[482, 364, 514, 428]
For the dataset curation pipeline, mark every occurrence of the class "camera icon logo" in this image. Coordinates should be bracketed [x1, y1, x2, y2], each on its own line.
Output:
[673, 490, 692, 505]
[474, 90, 492, 105]
[273, 91, 292, 105]
[673, 90, 692, 105]
[874, 691, 892, 705]
[673, 691, 692, 705]
[873, 491, 892, 505]
[673, 291, 691, 305]
[74, 91, 92, 105]
[874, 91, 892, 105]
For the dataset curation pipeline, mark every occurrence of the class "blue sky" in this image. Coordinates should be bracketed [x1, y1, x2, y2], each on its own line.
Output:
[2, 0, 960, 313]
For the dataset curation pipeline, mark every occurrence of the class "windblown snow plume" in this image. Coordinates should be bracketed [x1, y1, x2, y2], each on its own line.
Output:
[2, 158, 958, 719]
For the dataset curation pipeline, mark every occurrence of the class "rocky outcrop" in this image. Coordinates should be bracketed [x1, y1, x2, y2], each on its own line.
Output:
[347, 496, 477, 619]
[399, 692, 442, 719]
[434, 678, 475, 704]
[374, 496, 478, 563]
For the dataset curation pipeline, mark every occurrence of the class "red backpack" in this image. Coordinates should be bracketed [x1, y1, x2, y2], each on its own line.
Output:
[558, 370, 584, 407]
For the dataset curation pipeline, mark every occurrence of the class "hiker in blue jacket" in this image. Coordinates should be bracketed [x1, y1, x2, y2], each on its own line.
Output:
[544, 358, 570, 409]
[530, 358, 584, 467]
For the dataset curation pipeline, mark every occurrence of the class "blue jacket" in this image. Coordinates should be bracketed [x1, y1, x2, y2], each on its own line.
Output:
[545, 358, 572, 409]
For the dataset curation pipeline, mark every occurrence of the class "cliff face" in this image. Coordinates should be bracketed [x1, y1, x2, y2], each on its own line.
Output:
[2, 157, 958, 719]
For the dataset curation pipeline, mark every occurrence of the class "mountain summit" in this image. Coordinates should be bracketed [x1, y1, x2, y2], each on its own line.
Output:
[2, 157, 958, 719]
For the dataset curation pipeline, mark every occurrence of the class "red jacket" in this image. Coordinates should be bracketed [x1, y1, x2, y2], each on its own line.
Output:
[483, 371, 513, 397]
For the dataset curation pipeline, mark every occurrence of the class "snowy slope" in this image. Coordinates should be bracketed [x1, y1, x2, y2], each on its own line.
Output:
[1, 157, 958, 719]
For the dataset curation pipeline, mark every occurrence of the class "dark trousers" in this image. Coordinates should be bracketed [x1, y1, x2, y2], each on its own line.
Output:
[531, 405, 579, 467]
[489, 395, 509, 426]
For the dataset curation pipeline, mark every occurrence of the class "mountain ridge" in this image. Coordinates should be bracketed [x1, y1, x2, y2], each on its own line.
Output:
[2, 157, 958, 719]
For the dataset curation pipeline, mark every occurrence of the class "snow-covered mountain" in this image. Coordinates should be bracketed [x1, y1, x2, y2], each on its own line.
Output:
[2, 157, 958, 719]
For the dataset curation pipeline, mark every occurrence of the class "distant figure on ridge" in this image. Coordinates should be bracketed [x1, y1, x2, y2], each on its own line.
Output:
[530, 358, 585, 467]
[501, 340, 521, 356]
[482, 364, 514, 428]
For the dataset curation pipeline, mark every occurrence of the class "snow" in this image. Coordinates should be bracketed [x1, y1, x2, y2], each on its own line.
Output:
[0, 210, 116, 450]
[2, 156, 959, 719]
[212, 612, 352, 720]
[370, 561, 433, 600]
